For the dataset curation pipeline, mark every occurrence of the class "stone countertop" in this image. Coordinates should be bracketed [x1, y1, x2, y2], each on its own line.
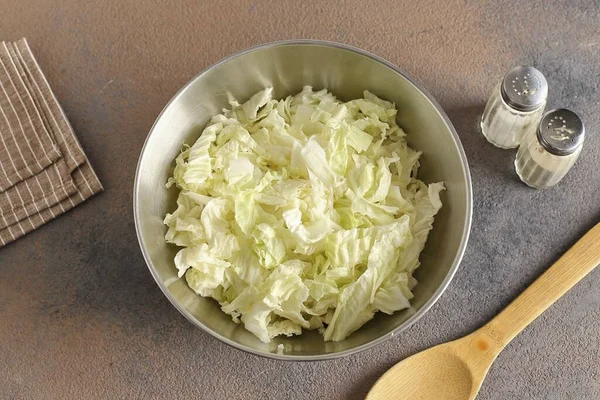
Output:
[1, 1, 599, 399]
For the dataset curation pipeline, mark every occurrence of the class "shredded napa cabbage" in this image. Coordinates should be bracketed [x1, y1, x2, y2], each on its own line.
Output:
[164, 87, 444, 342]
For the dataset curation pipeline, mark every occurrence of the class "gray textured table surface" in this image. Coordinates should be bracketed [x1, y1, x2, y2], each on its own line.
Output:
[1, 1, 599, 399]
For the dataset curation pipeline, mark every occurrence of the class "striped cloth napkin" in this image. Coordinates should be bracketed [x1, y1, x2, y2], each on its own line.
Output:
[0, 38, 102, 247]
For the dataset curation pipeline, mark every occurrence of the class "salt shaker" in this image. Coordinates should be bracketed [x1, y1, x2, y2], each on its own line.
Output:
[480, 66, 548, 149]
[515, 109, 585, 189]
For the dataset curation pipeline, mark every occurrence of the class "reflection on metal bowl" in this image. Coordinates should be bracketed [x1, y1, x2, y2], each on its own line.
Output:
[134, 40, 472, 360]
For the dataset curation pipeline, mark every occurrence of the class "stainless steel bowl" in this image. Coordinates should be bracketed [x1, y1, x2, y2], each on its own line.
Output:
[134, 40, 472, 360]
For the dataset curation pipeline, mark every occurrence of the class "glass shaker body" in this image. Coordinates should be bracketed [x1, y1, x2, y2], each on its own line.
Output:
[480, 66, 548, 149]
[481, 83, 545, 149]
[515, 109, 585, 189]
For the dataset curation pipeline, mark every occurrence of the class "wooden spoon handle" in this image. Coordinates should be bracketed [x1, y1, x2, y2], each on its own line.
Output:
[485, 222, 600, 347]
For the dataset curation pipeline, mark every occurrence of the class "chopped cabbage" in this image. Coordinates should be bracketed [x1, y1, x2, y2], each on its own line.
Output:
[164, 87, 444, 342]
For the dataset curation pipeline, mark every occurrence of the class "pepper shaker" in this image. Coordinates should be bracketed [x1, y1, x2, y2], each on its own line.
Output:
[515, 109, 585, 189]
[481, 66, 548, 149]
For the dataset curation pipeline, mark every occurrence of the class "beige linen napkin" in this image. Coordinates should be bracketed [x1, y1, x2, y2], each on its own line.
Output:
[0, 39, 102, 247]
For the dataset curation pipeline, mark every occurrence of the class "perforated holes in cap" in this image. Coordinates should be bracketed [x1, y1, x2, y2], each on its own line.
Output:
[501, 66, 548, 112]
[537, 108, 585, 156]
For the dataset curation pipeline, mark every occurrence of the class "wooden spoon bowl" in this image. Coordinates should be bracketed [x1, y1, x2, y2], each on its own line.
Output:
[367, 222, 600, 400]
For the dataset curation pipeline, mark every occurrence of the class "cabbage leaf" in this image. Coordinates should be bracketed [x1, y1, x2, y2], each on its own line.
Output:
[165, 87, 444, 343]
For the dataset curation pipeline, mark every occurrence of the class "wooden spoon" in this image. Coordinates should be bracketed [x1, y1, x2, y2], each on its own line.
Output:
[367, 222, 600, 400]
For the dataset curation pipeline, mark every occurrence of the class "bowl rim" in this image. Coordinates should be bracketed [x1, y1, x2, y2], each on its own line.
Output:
[133, 39, 473, 361]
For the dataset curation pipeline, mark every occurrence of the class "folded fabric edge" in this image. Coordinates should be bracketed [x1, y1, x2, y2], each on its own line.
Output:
[0, 144, 61, 193]
[0, 38, 104, 247]
[13, 39, 88, 173]
[0, 41, 63, 191]
[0, 158, 78, 230]
[15, 39, 103, 192]
[0, 161, 103, 247]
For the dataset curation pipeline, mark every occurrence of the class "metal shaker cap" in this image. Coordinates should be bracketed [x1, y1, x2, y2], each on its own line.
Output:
[501, 66, 548, 112]
[537, 109, 585, 156]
